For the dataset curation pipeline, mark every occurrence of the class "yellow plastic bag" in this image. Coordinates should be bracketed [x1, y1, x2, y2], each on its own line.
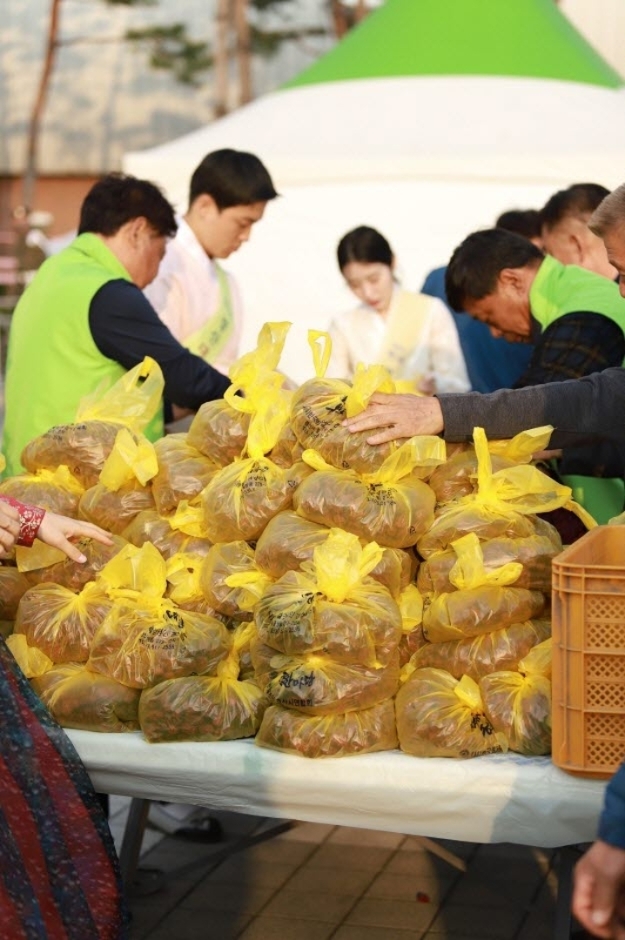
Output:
[75, 356, 164, 434]
[412, 618, 551, 681]
[428, 428, 555, 506]
[139, 628, 268, 743]
[99, 427, 158, 490]
[255, 530, 402, 666]
[291, 333, 399, 474]
[187, 322, 291, 466]
[16, 532, 127, 592]
[252, 640, 400, 715]
[121, 509, 212, 559]
[254, 511, 411, 599]
[20, 421, 140, 489]
[256, 700, 398, 758]
[14, 581, 113, 663]
[79, 479, 155, 534]
[199, 540, 270, 619]
[187, 400, 250, 466]
[96, 542, 168, 598]
[417, 529, 561, 595]
[6, 634, 53, 678]
[165, 551, 223, 616]
[201, 457, 311, 543]
[480, 638, 552, 756]
[397, 583, 427, 666]
[223, 320, 291, 449]
[417, 426, 594, 557]
[473, 427, 596, 527]
[396, 668, 508, 758]
[422, 584, 545, 644]
[151, 434, 217, 516]
[0, 466, 84, 517]
[31, 663, 141, 733]
[87, 599, 231, 689]
[0, 566, 31, 619]
[294, 438, 444, 548]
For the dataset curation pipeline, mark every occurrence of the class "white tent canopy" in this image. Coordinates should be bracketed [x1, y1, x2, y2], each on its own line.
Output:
[124, 9, 625, 383]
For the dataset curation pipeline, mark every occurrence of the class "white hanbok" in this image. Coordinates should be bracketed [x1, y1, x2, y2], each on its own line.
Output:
[144, 219, 243, 376]
[327, 288, 470, 393]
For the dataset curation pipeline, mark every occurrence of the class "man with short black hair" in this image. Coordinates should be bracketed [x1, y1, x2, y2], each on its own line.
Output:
[145, 148, 279, 384]
[445, 228, 625, 391]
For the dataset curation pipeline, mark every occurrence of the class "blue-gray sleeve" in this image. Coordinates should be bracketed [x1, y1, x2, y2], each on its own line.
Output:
[598, 762, 625, 849]
[438, 367, 625, 447]
[89, 279, 230, 409]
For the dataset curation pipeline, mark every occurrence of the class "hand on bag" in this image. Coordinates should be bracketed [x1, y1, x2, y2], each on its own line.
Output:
[37, 512, 113, 564]
[343, 392, 445, 444]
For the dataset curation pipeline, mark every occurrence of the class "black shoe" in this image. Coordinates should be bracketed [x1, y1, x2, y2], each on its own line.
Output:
[147, 804, 224, 844]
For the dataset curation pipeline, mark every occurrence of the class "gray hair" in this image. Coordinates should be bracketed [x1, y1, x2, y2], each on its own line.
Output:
[589, 183, 625, 237]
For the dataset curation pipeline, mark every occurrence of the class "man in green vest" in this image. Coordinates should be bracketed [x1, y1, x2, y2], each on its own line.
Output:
[443, 227, 625, 523]
[2, 174, 231, 477]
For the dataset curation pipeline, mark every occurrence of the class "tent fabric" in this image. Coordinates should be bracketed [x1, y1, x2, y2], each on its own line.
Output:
[124, 76, 625, 198]
[287, 0, 623, 89]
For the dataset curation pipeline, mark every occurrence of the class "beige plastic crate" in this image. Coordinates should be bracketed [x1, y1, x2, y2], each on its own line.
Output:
[551, 525, 625, 778]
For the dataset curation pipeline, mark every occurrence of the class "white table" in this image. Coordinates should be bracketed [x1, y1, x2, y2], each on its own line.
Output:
[67, 731, 606, 848]
[68, 732, 609, 938]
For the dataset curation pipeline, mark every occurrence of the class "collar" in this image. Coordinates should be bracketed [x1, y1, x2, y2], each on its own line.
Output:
[177, 218, 218, 278]
[71, 232, 133, 281]
[528, 254, 563, 322]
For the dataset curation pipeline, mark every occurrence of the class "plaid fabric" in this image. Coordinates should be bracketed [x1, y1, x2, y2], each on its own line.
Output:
[0, 639, 129, 939]
[514, 312, 625, 388]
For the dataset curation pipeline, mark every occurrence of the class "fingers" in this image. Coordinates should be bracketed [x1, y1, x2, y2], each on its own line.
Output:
[573, 869, 612, 937]
[36, 512, 113, 562]
[52, 536, 89, 564]
[0, 504, 20, 553]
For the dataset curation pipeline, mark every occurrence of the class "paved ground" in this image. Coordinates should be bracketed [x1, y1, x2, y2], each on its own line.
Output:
[109, 797, 579, 940]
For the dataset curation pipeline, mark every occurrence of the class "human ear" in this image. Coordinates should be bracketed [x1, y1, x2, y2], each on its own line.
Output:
[498, 267, 525, 294]
[569, 233, 585, 263]
[195, 193, 219, 217]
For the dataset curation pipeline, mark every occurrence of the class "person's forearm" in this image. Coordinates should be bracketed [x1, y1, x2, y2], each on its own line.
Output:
[0, 496, 45, 545]
[160, 353, 231, 410]
[439, 368, 625, 447]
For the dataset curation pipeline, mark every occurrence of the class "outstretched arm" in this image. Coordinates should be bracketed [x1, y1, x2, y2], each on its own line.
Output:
[0, 496, 112, 562]
[344, 368, 625, 448]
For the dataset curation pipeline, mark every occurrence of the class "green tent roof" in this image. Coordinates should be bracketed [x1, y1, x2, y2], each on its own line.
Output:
[287, 0, 622, 90]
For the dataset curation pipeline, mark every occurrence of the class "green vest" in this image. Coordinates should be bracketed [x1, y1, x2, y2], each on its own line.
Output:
[530, 255, 625, 524]
[2, 233, 164, 478]
[530, 255, 625, 341]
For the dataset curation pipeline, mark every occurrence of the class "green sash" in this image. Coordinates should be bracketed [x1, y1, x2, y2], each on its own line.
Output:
[183, 263, 234, 363]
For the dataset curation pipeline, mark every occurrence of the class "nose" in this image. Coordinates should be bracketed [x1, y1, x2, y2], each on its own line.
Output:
[362, 285, 379, 305]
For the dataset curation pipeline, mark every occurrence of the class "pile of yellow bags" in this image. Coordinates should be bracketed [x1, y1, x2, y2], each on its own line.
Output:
[0, 332, 595, 760]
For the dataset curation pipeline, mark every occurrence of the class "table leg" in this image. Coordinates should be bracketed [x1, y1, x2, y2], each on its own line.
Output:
[118, 797, 151, 886]
[554, 845, 581, 940]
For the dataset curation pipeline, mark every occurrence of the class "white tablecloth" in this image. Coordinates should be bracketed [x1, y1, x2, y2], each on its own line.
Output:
[67, 731, 608, 849]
